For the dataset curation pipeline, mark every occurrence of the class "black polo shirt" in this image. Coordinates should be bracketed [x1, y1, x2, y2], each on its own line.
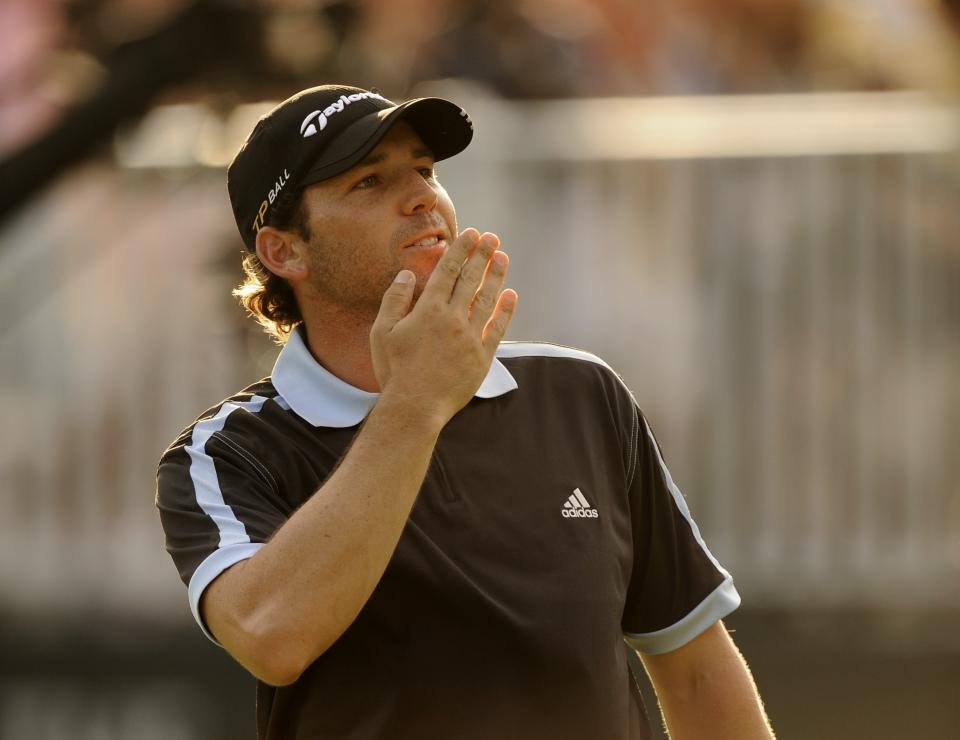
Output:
[156, 329, 740, 740]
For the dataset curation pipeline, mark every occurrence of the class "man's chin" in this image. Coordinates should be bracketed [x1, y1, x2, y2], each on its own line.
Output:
[399, 255, 441, 293]
[410, 277, 429, 306]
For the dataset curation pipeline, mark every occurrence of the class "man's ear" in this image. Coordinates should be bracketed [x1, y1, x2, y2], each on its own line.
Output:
[255, 226, 308, 282]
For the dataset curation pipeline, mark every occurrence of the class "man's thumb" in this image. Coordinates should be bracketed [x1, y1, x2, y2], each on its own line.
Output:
[374, 270, 415, 330]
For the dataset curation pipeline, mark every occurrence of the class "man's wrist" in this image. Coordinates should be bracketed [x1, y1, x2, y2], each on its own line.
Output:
[373, 388, 450, 438]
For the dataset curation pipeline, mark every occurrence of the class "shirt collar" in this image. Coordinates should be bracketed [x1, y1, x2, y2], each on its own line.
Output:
[272, 327, 518, 428]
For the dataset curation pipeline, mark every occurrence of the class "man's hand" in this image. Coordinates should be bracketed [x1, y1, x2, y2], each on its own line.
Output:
[370, 228, 518, 426]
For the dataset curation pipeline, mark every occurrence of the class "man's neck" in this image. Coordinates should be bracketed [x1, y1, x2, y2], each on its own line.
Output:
[301, 311, 380, 393]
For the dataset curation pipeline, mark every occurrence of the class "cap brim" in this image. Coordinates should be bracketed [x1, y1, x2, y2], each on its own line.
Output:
[299, 97, 473, 187]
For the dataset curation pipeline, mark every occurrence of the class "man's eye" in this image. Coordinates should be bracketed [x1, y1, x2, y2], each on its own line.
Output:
[419, 167, 436, 180]
[354, 175, 378, 189]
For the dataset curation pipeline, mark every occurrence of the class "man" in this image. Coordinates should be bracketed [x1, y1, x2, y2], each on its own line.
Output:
[156, 84, 774, 739]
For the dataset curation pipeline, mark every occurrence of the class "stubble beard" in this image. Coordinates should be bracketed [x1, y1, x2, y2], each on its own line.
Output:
[305, 235, 403, 321]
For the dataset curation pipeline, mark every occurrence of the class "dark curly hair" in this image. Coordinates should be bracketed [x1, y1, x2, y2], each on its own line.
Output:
[232, 187, 310, 343]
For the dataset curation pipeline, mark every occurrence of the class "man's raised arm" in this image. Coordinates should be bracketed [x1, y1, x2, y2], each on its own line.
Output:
[200, 230, 517, 686]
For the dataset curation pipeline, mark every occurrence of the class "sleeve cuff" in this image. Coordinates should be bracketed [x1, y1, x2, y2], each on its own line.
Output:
[623, 576, 741, 655]
[187, 542, 264, 644]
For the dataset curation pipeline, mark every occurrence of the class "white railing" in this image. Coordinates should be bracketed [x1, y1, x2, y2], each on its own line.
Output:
[1, 91, 957, 623]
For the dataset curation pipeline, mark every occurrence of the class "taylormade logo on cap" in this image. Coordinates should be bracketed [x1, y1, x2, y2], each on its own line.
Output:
[299, 91, 390, 138]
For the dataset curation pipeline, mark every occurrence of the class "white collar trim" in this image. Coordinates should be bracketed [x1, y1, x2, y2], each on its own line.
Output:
[272, 327, 518, 428]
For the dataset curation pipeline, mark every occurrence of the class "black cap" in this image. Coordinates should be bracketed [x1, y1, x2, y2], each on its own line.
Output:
[227, 84, 474, 250]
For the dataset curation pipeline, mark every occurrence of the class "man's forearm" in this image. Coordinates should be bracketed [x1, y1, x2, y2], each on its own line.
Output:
[202, 390, 445, 684]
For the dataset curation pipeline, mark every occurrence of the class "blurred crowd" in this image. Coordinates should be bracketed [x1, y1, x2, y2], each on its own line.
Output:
[3, 0, 960, 158]
[333, 0, 960, 97]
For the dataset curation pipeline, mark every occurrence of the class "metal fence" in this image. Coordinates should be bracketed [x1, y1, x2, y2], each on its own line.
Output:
[1, 92, 958, 630]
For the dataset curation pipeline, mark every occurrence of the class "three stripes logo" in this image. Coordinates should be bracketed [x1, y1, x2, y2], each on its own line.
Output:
[562, 488, 599, 519]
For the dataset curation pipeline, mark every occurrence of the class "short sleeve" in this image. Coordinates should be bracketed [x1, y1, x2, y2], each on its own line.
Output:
[156, 409, 289, 643]
[621, 406, 740, 654]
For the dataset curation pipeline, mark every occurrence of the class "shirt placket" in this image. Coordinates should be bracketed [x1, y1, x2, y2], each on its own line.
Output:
[429, 445, 460, 504]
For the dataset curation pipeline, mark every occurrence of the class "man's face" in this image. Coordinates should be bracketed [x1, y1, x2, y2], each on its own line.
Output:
[296, 121, 458, 316]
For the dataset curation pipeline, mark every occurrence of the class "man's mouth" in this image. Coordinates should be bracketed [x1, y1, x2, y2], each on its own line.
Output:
[402, 232, 447, 251]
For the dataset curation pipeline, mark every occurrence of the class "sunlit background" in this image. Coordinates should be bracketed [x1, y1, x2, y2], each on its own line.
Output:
[1, 1, 959, 738]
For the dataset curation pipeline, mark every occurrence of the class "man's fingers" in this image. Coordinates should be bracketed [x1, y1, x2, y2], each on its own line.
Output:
[482, 289, 518, 352]
[469, 250, 508, 330]
[371, 269, 415, 336]
[419, 228, 480, 303]
[451, 233, 499, 308]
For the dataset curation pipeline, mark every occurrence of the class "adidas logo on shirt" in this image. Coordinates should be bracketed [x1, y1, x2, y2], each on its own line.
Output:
[562, 488, 599, 518]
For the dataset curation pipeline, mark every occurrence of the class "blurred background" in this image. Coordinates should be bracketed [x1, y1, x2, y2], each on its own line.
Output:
[1, 0, 959, 738]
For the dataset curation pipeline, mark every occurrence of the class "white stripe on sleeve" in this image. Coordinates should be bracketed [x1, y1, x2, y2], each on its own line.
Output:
[185, 396, 272, 547]
[183, 394, 274, 642]
[640, 415, 732, 580]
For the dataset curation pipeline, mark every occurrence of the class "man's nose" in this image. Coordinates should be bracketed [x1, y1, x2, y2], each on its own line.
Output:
[401, 172, 439, 215]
